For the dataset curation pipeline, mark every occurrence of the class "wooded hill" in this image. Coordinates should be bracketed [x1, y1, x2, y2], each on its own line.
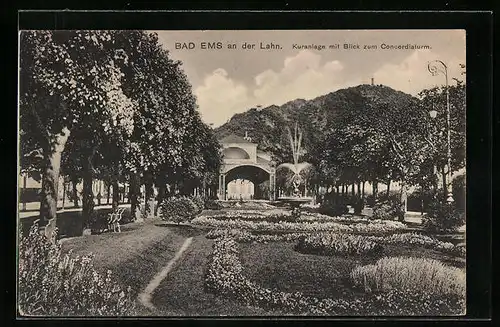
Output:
[215, 84, 417, 164]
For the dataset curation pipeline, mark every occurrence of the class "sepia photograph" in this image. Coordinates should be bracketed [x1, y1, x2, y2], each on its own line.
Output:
[17, 29, 466, 317]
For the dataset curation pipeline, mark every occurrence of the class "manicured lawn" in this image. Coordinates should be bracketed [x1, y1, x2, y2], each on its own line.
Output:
[239, 240, 465, 302]
[239, 241, 369, 301]
[52, 206, 466, 316]
[61, 222, 181, 288]
[60, 219, 276, 316]
[151, 234, 276, 316]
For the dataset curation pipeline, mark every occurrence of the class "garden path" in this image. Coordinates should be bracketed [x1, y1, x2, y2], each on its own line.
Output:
[149, 233, 277, 316]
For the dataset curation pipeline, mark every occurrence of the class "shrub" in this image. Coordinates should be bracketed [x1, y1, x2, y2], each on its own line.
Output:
[295, 233, 383, 256]
[204, 198, 222, 210]
[319, 202, 349, 217]
[452, 174, 466, 212]
[351, 197, 365, 215]
[422, 200, 465, 232]
[18, 222, 136, 316]
[350, 256, 466, 298]
[191, 195, 205, 214]
[159, 196, 198, 224]
[372, 197, 404, 221]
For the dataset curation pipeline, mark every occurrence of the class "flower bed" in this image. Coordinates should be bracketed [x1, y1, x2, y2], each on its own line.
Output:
[192, 215, 406, 234]
[18, 223, 136, 316]
[206, 229, 306, 243]
[199, 210, 373, 224]
[366, 232, 465, 256]
[205, 237, 465, 315]
[295, 233, 383, 256]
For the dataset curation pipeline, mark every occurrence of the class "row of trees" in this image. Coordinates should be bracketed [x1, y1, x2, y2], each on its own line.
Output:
[309, 80, 466, 211]
[20, 30, 222, 235]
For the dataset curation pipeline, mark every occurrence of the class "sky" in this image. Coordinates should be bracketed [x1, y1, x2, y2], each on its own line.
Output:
[155, 30, 466, 127]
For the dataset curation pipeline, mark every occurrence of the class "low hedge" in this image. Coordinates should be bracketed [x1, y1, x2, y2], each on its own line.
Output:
[192, 215, 406, 234]
[295, 233, 383, 256]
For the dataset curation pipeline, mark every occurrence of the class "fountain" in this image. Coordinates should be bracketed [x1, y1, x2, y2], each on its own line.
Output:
[276, 123, 313, 219]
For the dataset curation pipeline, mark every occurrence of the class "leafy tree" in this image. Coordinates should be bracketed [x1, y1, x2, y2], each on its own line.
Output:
[20, 31, 135, 235]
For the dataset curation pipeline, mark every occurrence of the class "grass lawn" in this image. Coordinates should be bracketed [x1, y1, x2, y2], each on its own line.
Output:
[239, 240, 465, 303]
[51, 206, 465, 316]
[59, 219, 276, 316]
[151, 234, 276, 316]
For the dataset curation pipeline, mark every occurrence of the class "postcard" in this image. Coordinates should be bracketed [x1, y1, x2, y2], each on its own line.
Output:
[18, 29, 466, 317]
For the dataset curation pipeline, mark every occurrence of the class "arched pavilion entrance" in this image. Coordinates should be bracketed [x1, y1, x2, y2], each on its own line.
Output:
[218, 133, 276, 200]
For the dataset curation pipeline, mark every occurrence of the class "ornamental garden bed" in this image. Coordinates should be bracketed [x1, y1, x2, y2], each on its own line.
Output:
[201, 207, 466, 316]
[205, 237, 465, 315]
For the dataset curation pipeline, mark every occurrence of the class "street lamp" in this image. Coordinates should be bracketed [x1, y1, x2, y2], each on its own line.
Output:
[428, 60, 454, 204]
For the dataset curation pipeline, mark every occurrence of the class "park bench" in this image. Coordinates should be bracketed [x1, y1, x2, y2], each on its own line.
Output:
[107, 207, 126, 233]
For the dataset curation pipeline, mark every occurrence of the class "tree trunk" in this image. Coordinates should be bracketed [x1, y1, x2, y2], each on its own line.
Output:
[432, 165, 439, 191]
[421, 196, 425, 216]
[39, 127, 70, 237]
[399, 179, 407, 222]
[144, 171, 154, 218]
[61, 181, 66, 210]
[129, 172, 141, 221]
[112, 179, 119, 211]
[357, 182, 361, 198]
[155, 185, 166, 216]
[341, 184, 345, 196]
[351, 183, 355, 197]
[107, 183, 111, 204]
[441, 165, 447, 196]
[22, 174, 27, 211]
[97, 180, 102, 206]
[362, 181, 366, 199]
[71, 176, 79, 208]
[82, 144, 99, 231]
[387, 179, 391, 197]
[82, 167, 94, 231]
[372, 180, 378, 205]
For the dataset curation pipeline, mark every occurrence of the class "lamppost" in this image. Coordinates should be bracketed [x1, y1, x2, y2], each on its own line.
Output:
[428, 60, 454, 204]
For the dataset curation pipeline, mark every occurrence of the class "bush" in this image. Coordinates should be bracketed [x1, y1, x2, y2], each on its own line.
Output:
[372, 203, 396, 220]
[18, 222, 136, 316]
[350, 256, 466, 298]
[351, 197, 365, 215]
[452, 174, 466, 212]
[295, 233, 383, 256]
[422, 200, 465, 232]
[204, 198, 222, 210]
[191, 195, 205, 214]
[319, 202, 349, 217]
[372, 197, 404, 221]
[159, 196, 198, 224]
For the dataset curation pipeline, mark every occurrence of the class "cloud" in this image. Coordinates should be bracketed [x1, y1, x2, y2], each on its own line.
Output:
[196, 50, 348, 127]
[195, 68, 250, 126]
[373, 49, 465, 95]
[253, 50, 345, 106]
